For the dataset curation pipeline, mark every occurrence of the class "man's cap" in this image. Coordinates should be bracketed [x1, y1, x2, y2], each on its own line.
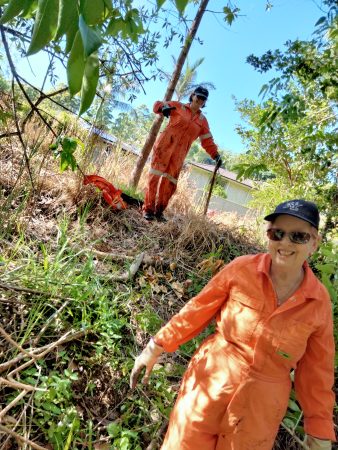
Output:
[264, 199, 320, 229]
[193, 86, 209, 100]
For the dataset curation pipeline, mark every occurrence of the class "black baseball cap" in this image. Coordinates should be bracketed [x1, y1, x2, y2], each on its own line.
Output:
[193, 86, 209, 100]
[264, 199, 320, 229]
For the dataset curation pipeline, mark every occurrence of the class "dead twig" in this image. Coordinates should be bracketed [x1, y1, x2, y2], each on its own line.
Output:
[32, 300, 70, 346]
[89, 248, 135, 261]
[0, 25, 57, 138]
[0, 329, 88, 374]
[280, 422, 309, 449]
[0, 377, 45, 392]
[0, 281, 73, 301]
[110, 252, 145, 282]
[0, 423, 48, 450]
[0, 326, 37, 359]
[0, 389, 28, 420]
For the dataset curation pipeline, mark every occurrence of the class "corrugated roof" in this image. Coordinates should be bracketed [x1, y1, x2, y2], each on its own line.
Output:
[188, 161, 254, 188]
[80, 121, 141, 156]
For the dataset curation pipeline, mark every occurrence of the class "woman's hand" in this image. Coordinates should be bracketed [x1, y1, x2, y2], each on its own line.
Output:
[130, 339, 164, 389]
[304, 435, 332, 450]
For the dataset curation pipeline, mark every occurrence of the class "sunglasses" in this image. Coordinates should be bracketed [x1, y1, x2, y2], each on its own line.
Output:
[267, 228, 311, 244]
[195, 95, 206, 101]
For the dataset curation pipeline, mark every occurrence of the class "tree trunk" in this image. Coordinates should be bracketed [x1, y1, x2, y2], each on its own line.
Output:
[130, 0, 210, 188]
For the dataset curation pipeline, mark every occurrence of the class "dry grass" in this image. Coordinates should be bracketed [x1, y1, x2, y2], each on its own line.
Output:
[0, 118, 264, 264]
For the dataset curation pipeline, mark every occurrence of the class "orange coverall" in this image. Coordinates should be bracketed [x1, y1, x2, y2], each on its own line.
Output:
[143, 100, 218, 215]
[154, 253, 336, 450]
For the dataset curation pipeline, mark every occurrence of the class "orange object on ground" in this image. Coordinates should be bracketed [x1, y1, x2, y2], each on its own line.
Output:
[154, 254, 336, 449]
[83, 175, 127, 210]
[143, 100, 218, 215]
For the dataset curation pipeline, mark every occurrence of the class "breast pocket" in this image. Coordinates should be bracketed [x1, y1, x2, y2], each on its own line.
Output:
[273, 320, 313, 364]
[223, 291, 262, 344]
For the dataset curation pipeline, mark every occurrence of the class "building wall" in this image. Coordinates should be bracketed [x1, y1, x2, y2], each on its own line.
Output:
[187, 166, 253, 216]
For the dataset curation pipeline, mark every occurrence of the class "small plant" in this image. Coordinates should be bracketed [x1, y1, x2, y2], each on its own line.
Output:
[50, 136, 84, 172]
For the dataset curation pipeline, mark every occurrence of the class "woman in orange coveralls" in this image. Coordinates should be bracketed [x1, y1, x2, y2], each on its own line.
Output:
[131, 199, 336, 450]
[143, 86, 222, 222]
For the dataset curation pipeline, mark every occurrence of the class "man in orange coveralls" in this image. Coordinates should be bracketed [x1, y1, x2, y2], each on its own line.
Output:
[143, 86, 222, 222]
[131, 199, 336, 450]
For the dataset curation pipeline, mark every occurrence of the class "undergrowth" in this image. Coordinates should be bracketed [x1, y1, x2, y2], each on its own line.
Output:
[0, 124, 336, 449]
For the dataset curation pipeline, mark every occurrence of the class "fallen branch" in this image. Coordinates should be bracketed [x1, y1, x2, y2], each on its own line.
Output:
[110, 252, 144, 282]
[0, 389, 28, 420]
[88, 248, 169, 267]
[0, 329, 88, 374]
[89, 249, 134, 261]
[0, 281, 74, 301]
[0, 325, 37, 359]
[0, 296, 27, 305]
[0, 377, 45, 392]
[0, 423, 48, 450]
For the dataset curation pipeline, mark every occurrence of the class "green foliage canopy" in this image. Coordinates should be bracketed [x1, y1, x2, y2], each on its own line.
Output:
[0, 0, 191, 114]
[234, 1, 337, 222]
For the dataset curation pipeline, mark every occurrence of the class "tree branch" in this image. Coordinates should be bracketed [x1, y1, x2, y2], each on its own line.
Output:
[0, 25, 57, 137]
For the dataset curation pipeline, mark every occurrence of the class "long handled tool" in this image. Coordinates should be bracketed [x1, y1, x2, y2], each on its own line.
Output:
[203, 163, 220, 215]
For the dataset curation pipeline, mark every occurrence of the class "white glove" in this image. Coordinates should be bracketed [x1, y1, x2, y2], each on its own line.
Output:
[130, 338, 164, 389]
[304, 435, 332, 450]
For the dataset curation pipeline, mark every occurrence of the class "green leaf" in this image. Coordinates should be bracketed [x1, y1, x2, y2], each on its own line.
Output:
[123, 9, 145, 42]
[81, 0, 104, 25]
[106, 17, 125, 36]
[223, 6, 240, 26]
[42, 401, 62, 414]
[0, 0, 27, 24]
[315, 16, 326, 26]
[21, 0, 38, 18]
[59, 137, 78, 172]
[103, 0, 114, 12]
[156, 0, 166, 8]
[55, 0, 78, 40]
[259, 83, 269, 98]
[107, 421, 120, 438]
[288, 399, 300, 412]
[316, 263, 336, 274]
[65, 24, 79, 54]
[67, 31, 85, 96]
[283, 417, 296, 428]
[175, 0, 189, 14]
[26, 0, 59, 55]
[79, 51, 99, 115]
[62, 136, 77, 152]
[79, 14, 103, 57]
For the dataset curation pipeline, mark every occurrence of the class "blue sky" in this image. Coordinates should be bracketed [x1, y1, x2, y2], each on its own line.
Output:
[134, 0, 323, 153]
[8, 0, 323, 154]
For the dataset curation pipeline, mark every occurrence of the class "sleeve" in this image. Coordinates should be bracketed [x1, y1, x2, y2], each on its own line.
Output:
[153, 100, 179, 115]
[153, 261, 234, 352]
[199, 117, 218, 159]
[294, 301, 336, 441]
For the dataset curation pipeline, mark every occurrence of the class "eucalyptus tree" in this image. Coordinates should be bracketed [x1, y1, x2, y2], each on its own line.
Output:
[233, 0, 337, 228]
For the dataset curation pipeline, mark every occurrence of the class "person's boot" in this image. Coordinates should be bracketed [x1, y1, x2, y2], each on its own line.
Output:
[155, 211, 167, 222]
[143, 211, 155, 221]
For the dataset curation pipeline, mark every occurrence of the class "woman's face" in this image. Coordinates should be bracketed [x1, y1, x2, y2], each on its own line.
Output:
[267, 214, 319, 271]
[191, 94, 206, 109]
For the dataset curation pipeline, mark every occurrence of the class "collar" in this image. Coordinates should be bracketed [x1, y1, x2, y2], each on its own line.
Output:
[185, 103, 201, 114]
[257, 253, 325, 302]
